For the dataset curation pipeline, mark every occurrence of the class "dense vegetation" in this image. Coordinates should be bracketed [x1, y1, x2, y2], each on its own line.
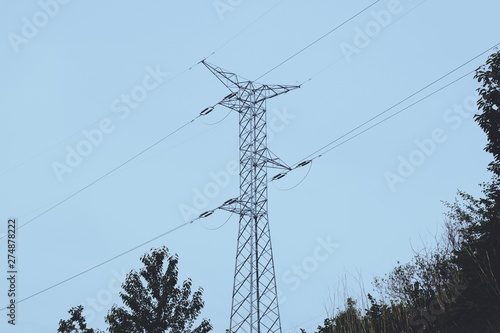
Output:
[305, 50, 500, 333]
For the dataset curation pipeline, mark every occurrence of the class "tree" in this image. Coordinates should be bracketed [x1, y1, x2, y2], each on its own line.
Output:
[105, 246, 212, 333]
[475, 50, 500, 178]
[57, 305, 103, 333]
[439, 49, 500, 332]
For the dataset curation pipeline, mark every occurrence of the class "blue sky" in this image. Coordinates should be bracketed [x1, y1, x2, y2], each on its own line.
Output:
[1, 0, 499, 332]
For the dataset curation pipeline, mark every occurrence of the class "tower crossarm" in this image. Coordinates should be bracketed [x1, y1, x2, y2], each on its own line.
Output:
[202, 60, 249, 91]
[203, 60, 300, 111]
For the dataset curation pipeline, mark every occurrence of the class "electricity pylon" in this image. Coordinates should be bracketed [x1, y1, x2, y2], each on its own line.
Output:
[203, 61, 299, 333]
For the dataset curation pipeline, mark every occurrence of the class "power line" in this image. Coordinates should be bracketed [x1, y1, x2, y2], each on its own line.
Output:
[300, 0, 428, 85]
[203, 0, 286, 61]
[267, 42, 500, 183]
[2, 84, 245, 237]
[279, 69, 473, 176]
[0, 219, 193, 310]
[0, 0, 285, 178]
[293, 42, 500, 167]
[111, 114, 235, 178]
[0, 68, 196, 179]
[0, 204, 227, 310]
[314, 69, 475, 158]
[255, 0, 381, 81]
[2, 115, 201, 237]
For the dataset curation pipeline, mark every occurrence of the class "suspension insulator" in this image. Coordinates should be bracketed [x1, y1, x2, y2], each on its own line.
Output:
[223, 198, 238, 206]
[200, 107, 214, 116]
[297, 160, 312, 168]
[199, 210, 214, 218]
[272, 173, 286, 181]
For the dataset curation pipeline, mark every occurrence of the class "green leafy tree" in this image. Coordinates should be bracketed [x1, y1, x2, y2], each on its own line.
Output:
[105, 246, 212, 333]
[57, 305, 103, 333]
[475, 50, 500, 178]
[439, 49, 500, 332]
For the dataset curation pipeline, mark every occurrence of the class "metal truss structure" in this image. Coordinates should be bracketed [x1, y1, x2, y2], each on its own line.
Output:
[203, 61, 299, 333]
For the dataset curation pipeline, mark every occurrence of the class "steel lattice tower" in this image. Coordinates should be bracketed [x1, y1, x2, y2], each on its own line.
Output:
[203, 61, 299, 333]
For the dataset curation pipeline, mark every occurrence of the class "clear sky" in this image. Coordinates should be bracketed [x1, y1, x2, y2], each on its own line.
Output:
[1, 0, 499, 332]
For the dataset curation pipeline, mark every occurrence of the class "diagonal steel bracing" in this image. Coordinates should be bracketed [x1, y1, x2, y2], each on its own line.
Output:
[203, 61, 299, 333]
